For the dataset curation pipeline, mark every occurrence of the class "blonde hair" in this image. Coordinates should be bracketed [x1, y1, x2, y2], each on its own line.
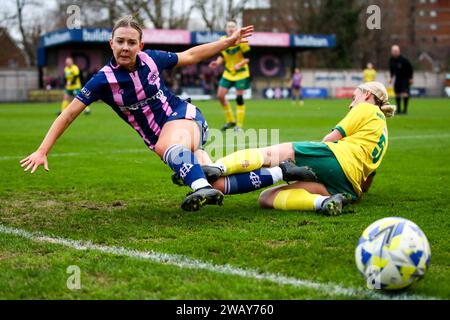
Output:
[380, 104, 396, 118]
[358, 82, 396, 118]
[112, 15, 143, 41]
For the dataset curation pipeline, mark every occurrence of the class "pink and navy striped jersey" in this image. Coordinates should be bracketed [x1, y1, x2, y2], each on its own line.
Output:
[76, 50, 183, 150]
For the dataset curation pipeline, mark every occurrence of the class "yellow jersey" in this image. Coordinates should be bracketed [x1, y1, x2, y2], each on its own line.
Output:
[220, 36, 251, 81]
[64, 65, 82, 90]
[325, 102, 388, 196]
[363, 68, 377, 82]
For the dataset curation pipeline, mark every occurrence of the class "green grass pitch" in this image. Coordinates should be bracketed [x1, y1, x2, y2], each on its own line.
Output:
[0, 98, 449, 299]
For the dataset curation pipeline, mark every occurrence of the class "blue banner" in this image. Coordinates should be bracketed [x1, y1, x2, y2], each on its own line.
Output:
[40, 29, 336, 48]
[40, 28, 112, 48]
[301, 87, 328, 98]
[410, 88, 426, 97]
[290, 34, 336, 48]
[191, 31, 226, 44]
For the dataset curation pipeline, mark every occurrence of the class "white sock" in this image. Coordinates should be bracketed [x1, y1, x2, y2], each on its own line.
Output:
[191, 178, 211, 191]
[267, 166, 283, 183]
[314, 195, 329, 211]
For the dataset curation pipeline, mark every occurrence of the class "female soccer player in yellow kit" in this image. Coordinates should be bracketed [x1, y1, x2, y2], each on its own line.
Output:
[209, 20, 251, 132]
[60, 57, 91, 115]
[201, 82, 396, 216]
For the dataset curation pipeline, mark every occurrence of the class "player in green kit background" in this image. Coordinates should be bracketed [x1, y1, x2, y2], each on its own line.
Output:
[209, 20, 251, 132]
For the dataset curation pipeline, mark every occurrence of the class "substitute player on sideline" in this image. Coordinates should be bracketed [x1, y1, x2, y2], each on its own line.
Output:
[20, 15, 254, 212]
[209, 20, 251, 132]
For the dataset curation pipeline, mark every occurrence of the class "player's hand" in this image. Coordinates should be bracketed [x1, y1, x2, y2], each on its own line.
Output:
[409, 79, 413, 85]
[228, 25, 254, 46]
[209, 61, 218, 69]
[20, 150, 49, 173]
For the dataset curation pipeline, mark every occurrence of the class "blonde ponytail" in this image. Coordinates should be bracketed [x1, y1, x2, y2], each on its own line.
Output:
[380, 104, 396, 118]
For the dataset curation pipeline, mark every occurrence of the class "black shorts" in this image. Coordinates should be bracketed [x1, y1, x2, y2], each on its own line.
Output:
[394, 79, 410, 95]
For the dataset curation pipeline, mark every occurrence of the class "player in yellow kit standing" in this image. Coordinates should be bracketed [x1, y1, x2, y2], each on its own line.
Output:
[209, 20, 251, 132]
[59, 57, 91, 115]
[363, 62, 377, 83]
[197, 82, 396, 216]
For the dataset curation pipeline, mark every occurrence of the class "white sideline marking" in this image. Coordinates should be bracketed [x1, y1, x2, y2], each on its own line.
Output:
[3, 133, 450, 162]
[0, 224, 438, 300]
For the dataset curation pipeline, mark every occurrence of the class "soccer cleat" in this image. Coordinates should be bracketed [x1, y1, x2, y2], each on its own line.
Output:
[320, 194, 347, 216]
[221, 122, 236, 131]
[181, 187, 224, 211]
[233, 126, 243, 133]
[279, 159, 318, 182]
[201, 165, 224, 183]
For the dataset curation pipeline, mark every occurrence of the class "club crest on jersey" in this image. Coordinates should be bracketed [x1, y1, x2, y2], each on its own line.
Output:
[148, 71, 159, 85]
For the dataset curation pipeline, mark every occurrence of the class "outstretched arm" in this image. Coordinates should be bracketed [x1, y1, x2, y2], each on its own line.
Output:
[20, 98, 87, 173]
[176, 25, 253, 67]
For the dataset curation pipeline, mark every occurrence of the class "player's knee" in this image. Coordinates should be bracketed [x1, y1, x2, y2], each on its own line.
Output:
[154, 143, 168, 159]
[217, 93, 226, 104]
[236, 95, 244, 106]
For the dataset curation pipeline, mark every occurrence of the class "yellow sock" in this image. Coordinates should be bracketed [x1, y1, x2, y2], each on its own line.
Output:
[216, 148, 264, 175]
[222, 103, 235, 123]
[273, 189, 321, 211]
[236, 104, 246, 128]
[61, 99, 69, 112]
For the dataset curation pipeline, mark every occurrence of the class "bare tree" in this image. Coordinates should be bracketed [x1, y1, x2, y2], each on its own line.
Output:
[50, 0, 122, 29]
[13, 0, 50, 66]
[195, 0, 250, 32]
[119, 0, 195, 29]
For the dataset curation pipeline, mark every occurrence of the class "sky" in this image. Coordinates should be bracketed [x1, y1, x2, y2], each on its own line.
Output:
[1, 0, 270, 41]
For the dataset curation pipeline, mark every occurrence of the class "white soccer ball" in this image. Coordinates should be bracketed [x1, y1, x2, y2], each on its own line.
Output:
[355, 217, 431, 290]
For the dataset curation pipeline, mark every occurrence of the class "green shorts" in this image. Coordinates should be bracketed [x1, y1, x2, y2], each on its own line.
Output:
[64, 88, 81, 96]
[292, 141, 358, 201]
[219, 77, 251, 90]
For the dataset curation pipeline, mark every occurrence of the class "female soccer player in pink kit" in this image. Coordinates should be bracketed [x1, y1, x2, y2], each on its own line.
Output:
[20, 16, 253, 212]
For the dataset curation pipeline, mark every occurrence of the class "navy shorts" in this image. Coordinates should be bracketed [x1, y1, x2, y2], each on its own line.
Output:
[166, 102, 209, 147]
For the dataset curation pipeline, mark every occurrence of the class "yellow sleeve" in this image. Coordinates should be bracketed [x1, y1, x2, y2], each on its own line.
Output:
[334, 104, 370, 137]
[72, 65, 80, 76]
[240, 42, 251, 53]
